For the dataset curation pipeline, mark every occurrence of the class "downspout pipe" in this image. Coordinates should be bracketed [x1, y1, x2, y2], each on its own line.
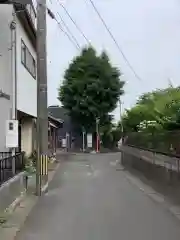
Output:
[10, 8, 17, 174]
[10, 9, 17, 121]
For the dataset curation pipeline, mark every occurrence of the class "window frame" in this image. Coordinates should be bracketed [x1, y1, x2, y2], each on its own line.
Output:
[21, 39, 36, 79]
[21, 40, 26, 65]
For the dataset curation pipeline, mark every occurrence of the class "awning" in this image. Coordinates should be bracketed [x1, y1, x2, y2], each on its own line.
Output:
[49, 122, 58, 128]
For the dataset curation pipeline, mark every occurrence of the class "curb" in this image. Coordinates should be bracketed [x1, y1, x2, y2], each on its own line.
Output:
[0, 162, 61, 240]
[7, 192, 26, 216]
[41, 162, 60, 194]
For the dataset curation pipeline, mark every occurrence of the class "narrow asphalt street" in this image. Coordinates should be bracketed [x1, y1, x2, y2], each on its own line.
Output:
[16, 153, 180, 240]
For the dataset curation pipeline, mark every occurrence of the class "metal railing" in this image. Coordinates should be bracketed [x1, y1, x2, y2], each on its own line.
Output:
[125, 131, 180, 157]
[0, 152, 12, 160]
[0, 152, 25, 185]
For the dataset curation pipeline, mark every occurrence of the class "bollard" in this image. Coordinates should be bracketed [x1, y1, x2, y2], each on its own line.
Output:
[23, 174, 28, 192]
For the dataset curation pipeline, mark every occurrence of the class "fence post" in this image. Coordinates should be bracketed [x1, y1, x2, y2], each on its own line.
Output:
[10, 150, 15, 175]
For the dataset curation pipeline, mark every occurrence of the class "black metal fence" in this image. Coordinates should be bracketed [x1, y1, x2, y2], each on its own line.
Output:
[0, 152, 12, 159]
[0, 152, 25, 185]
[125, 131, 180, 157]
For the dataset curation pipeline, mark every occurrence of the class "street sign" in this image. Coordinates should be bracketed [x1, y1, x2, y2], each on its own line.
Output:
[6, 120, 19, 148]
[87, 133, 92, 148]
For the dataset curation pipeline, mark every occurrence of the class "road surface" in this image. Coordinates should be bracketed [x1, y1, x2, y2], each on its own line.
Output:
[16, 153, 180, 240]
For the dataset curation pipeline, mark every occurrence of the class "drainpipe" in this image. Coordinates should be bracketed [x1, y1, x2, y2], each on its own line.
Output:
[10, 9, 17, 174]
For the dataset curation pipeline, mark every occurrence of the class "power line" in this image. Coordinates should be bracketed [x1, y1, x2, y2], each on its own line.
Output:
[57, 0, 91, 45]
[57, 12, 81, 49]
[47, 8, 80, 50]
[87, 0, 143, 82]
[55, 17, 80, 50]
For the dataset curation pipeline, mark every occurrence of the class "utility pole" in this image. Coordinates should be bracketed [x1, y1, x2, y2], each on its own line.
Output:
[118, 99, 124, 168]
[119, 99, 124, 146]
[119, 99, 124, 137]
[96, 118, 99, 153]
[36, 0, 48, 196]
[119, 99, 123, 134]
[82, 131, 85, 152]
[82, 126, 85, 152]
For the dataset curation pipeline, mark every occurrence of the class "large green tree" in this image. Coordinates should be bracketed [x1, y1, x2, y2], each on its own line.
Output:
[59, 47, 125, 131]
[120, 86, 180, 133]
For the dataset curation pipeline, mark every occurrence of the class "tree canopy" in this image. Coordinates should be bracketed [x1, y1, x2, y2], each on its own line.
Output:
[120, 86, 180, 133]
[59, 47, 125, 132]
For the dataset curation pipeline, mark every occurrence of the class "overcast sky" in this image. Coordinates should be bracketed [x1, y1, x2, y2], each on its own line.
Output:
[46, 0, 180, 122]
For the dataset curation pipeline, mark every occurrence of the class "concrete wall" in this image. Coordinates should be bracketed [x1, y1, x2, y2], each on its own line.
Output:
[0, 5, 14, 151]
[16, 16, 37, 117]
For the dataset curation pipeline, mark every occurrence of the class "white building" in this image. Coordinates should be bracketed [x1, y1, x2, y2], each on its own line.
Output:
[0, 3, 37, 155]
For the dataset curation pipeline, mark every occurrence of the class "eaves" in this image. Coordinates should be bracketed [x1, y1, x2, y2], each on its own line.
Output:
[14, 3, 36, 50]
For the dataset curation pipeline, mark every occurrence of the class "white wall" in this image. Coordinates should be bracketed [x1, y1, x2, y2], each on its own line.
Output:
[21, 118, 33, 156]
[0, 5, 13, 151]
[16, 17, 37, 117]
[0, 99, 12, 152]
[0, 6, 37, 151]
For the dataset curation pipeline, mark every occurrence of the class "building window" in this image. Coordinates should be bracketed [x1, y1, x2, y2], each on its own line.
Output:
[32, 59, 36, 78]
[21, 41, 26, 64]
[21, 39, 36, 79]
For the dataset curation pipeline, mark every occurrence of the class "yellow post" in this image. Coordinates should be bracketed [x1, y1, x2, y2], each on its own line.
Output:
[40, 155, 48, 176]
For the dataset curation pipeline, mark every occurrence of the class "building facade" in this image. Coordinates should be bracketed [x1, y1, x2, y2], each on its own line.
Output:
[0, 3, 37, 155]
[48, 106, 72, 148]
[48, 115, 63, 155]
[48, 105, 84, 150]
